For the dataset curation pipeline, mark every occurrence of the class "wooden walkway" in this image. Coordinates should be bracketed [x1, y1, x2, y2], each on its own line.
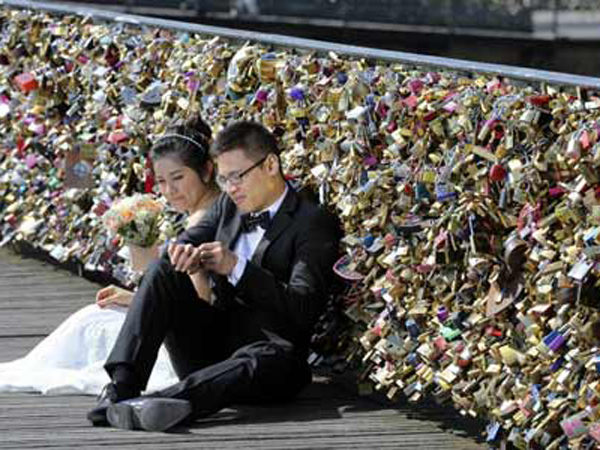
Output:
[0, 248, 487, 449]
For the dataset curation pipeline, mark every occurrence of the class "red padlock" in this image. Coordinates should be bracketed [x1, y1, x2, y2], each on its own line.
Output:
[485, 326, 503, 338]
[423, 110, 437, 122]
[5, 214, 17, 227]
[64, 60, 74, 73]
[375, 101, 388, 118]
[14, 72, 38, 93]
[144, 156, 154, 193]
[408, 78, 424, 94]
[527, 94, 551, 107]
[489, 163, 507, 182]
[16, 136, 26, 154]
[92, 202, 109, 217]
[104, 44, 120, 67]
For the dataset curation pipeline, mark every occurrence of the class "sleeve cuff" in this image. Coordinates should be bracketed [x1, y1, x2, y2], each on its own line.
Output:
[227, 255, 247, 286]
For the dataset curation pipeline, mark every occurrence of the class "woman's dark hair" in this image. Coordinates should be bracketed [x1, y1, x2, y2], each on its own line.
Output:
[151, 115, 212, 181]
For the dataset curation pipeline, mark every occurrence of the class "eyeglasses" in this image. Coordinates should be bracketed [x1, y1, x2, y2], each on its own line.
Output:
[215, 154, 269, 189]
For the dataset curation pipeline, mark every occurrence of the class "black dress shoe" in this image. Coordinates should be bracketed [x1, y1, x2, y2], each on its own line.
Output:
[87, 382, 139, 426]
[107, 397, 192, 432]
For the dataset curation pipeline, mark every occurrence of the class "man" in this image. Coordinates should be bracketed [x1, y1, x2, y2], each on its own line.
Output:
[88, 121, 341, 431]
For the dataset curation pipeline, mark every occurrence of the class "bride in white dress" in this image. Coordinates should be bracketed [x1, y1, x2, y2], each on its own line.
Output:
[0, 116, 220, 396]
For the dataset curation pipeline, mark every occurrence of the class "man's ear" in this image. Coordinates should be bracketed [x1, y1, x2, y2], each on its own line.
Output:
[266, 154, 281, 176]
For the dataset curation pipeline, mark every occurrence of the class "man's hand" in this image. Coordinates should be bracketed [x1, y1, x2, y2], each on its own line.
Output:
[168, 241, 237, 276]
[168, 243, 203, 274]
[196, 241, 237, 276]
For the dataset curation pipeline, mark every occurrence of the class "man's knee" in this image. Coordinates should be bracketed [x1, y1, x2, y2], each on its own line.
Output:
[146, 254, 175, 277]
[230, 342, 310, 397]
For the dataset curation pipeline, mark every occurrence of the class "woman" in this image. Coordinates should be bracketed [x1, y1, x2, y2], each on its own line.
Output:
[0, 116, 220, 395]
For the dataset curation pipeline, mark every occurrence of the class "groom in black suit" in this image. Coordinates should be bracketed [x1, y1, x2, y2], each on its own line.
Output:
[88, 121, 341, 431]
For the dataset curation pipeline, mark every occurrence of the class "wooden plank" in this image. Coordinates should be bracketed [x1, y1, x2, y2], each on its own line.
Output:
[0, 248, 486, 449]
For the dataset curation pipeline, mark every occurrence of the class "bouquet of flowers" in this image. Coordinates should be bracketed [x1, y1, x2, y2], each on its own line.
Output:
[102, 194, 165, 247]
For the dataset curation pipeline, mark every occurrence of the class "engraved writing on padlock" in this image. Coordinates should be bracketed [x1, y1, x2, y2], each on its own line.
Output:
[568, 259, 593, 281]
[566, 132, 582, 160]
[519, 108, 540, 125]
[435, 183, 457, 202]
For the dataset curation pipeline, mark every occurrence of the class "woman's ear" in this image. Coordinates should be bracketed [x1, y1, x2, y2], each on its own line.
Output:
[201, 160, 215, 184]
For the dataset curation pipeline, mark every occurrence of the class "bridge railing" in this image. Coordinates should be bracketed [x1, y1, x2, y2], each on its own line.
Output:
[2, 0, 598, 89]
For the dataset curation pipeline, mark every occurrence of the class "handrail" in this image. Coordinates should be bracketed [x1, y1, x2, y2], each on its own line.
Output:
[1, 0, 600, 90]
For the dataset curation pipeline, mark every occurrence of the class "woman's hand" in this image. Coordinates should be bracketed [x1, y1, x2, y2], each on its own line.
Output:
[188, 270, 213, 305]
[95, 285, 134, 308]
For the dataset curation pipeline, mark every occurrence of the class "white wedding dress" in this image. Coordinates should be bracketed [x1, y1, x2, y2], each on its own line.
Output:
[0, 303, 179, 396]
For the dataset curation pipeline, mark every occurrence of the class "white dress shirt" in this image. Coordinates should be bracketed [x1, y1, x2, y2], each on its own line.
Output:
[228, 185, 289, 285]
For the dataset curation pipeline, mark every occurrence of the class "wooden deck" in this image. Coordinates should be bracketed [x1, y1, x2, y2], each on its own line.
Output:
[0, 248, 487, 449]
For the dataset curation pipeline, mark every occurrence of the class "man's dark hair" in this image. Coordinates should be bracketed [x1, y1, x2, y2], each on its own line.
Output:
[210, 121, 279, 160]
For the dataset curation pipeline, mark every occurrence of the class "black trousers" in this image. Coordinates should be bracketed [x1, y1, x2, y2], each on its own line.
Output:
[105, 257, 311, 419]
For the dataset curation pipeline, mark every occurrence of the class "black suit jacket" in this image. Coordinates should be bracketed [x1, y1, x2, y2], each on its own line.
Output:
[177, 187, 341, 356]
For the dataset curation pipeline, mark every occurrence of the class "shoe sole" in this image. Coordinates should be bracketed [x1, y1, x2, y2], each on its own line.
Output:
[86, 407, 109, 427]
[107, 398, 191, 432]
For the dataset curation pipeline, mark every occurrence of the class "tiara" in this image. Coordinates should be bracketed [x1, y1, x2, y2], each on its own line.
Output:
[155, 133, 206, 152]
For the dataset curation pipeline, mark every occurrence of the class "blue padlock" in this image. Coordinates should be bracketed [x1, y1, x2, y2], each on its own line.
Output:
[406, 318, 420, 338]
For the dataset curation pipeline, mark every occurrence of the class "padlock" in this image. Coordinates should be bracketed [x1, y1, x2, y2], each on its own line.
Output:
[14, 72, 38, 92]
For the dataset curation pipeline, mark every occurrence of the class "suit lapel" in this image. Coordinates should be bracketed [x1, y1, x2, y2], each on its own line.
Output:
[218, 205, 244, 251]
[251, 188, 298, 267]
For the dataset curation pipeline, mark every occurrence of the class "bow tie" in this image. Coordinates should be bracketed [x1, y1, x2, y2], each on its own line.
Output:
[241, 211, 271, 232]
